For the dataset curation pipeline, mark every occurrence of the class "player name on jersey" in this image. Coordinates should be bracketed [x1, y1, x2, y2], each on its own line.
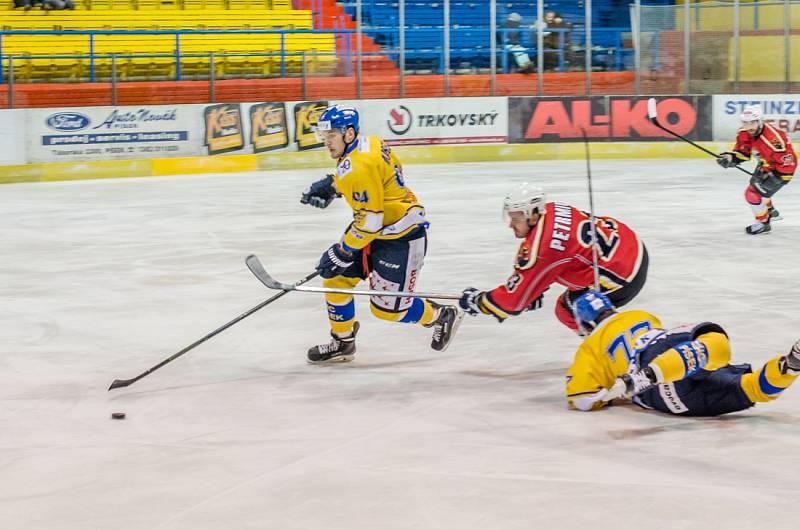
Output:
[550, 203, 573, 252]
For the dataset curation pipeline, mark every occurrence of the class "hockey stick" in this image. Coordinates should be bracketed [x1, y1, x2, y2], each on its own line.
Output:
[580, 127, 601, 291]
[647, 98, 754, 177]
[246, 254, 462, 300]
[108, 270, 320, 391]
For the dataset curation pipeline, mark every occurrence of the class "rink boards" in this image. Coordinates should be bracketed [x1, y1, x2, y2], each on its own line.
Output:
[2, 93, 799, 183]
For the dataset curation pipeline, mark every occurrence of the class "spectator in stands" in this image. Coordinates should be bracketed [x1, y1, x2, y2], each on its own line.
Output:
[497, 12, 534, 74]
[542, 11, 572, 71]
[46, 0, 75, 9]
[15, 0, 75, 9]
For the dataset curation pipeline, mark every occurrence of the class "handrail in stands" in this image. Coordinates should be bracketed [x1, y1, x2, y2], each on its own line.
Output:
[0, 28, 348, 82]
[0, 26, 634, 84]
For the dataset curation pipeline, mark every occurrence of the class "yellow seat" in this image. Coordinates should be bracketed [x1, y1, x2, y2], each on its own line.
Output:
[1, 5, 336, 81]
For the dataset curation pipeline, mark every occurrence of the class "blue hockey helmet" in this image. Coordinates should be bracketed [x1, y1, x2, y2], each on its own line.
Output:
[316, 104, 360, 139]
[573, 290, 615, 334]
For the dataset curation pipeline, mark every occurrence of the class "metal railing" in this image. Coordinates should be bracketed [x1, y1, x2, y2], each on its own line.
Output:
[634, 0, 799, 95]
[3, 0, 796, 108]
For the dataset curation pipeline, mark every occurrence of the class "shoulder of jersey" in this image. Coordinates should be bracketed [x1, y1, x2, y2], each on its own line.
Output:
[586, 309, 660, 338]
[513, 204, 554, 269]
[336, 136, 375, 178]
[763, 123, 789, 150]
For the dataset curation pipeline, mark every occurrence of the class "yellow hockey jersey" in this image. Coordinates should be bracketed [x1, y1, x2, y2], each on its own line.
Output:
[566, 310, 662, 411]
[332, 135, 426, 251]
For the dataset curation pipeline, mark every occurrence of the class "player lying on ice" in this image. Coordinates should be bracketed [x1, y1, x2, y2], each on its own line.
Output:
[566, 291, 800, 415]
[458, 183, 648, 334]
[717, 105, 796, 235]
[300, 104, 463, 364]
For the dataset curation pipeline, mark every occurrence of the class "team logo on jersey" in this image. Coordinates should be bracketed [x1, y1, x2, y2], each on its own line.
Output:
[338, 158, 353, 177]
[387, 105, 413, 135]
[352, 190, 369, 203]
[783, 154, 794, 166]
[516, 243, 531, 268]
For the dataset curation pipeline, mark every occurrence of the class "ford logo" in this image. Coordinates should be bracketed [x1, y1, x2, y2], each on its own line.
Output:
[46, 112, 91, 131]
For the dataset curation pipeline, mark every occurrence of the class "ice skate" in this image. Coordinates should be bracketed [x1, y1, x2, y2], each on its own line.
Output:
[768, 207, 782, 221]
[745, 220, 771, 235]
[425, 301, 464, 352]
[307, 322, 359, 364]
[781, 339, 800, 375]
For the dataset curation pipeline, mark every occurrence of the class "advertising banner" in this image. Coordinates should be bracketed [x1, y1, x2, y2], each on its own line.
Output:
[712, 94, 800, 141]
[203, 103, 245, 155]
[249, 102, 289, 153]
[352, 97, 507, 146]
[23, 97, 512, 164]
[27, 105, 201, 163]
[508, 96, 712, 143]
[293, 101, 328, 151]
[0, 110, 26, 165]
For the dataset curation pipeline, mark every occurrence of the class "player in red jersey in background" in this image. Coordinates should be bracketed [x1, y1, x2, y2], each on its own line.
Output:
[717, 105, 797, 235]
[458, 183, 648, 334]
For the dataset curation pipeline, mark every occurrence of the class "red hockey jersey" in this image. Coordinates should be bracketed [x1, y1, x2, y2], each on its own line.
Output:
[482, 202, 645, 318]
[732, 122, 797, 178]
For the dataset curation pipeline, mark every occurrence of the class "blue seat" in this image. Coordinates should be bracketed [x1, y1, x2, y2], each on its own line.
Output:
[341, 0, 632, 73]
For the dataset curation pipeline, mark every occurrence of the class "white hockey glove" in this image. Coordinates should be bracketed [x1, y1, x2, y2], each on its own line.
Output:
[607, 368, 656, 400]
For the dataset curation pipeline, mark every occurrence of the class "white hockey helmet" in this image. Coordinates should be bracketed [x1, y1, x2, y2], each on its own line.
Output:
[502, 182, 546, 220]
[740, 105, 763, 125]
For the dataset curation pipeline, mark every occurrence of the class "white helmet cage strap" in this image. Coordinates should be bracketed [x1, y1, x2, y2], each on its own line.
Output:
[502, 183, 546, 221]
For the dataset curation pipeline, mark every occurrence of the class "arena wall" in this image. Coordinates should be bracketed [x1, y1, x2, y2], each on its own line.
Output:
[3, 94, 796, 184]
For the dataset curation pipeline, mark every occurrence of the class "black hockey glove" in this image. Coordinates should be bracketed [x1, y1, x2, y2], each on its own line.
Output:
[459, 288, 484, 316]
[716, 152, 742, 169]
[754, 166, 775, 180]
[317, 244, 354, 278]
[301, 174, 340, 209]
[749, 167, 785, 197]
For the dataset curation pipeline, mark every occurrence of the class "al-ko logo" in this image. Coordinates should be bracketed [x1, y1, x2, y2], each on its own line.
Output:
[387, 105, 413, 135]
[514, 97, 700, 142]
[46, 112, 91, 132]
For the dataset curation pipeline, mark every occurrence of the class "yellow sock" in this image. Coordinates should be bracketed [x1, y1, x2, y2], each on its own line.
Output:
[325, 276, 360, 336]
[741, 356, 799, 403]
[418, 300, 437, 326]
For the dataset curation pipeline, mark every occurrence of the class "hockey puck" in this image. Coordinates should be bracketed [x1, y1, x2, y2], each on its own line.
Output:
[111, 412, 126, 420]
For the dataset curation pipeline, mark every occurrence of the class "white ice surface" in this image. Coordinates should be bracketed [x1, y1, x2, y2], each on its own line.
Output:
[2, 159, 800, 530]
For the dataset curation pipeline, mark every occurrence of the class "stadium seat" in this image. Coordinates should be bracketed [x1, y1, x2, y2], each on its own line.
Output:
[1, 7, 337, 81]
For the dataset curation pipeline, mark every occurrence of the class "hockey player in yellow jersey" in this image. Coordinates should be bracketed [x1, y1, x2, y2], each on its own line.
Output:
[300, 104, 463, 363]
[565, 291, 800, 416]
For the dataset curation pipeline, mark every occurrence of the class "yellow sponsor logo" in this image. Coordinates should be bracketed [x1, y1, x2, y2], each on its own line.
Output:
[204, 104, 244, 155]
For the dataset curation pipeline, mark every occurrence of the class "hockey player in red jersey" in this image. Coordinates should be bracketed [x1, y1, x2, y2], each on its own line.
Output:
[458, 183, 648, 334]
[717, 105, 797, 235]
